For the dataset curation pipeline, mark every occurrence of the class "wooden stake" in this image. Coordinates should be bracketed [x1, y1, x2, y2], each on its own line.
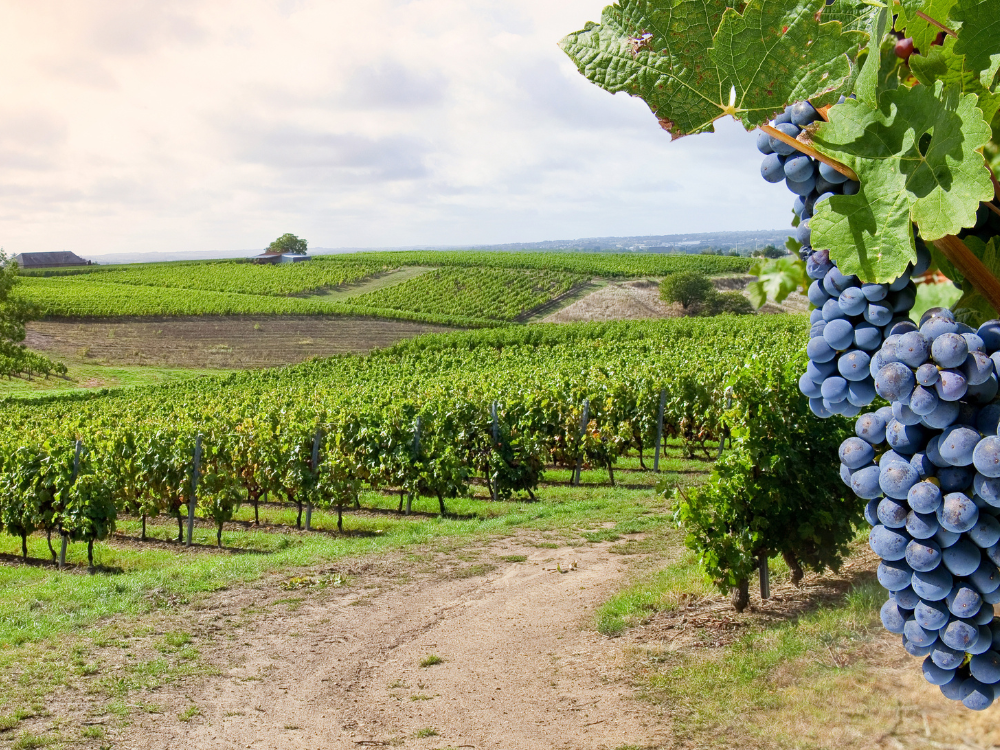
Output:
[760, 124, 858, 182]
[306, 428, 320, 532]
[759, 555, 770, 600]
[653, 389, 666, 473]
[187, 435, 202, 548]
[932, 235, 1000, 313]
[573, 400, 589, 487]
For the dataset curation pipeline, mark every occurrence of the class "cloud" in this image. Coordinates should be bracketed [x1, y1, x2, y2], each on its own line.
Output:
[0, 0, 792, 256]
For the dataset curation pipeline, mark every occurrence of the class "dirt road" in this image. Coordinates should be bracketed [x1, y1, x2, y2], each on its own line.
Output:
[124, 540, 669, 750]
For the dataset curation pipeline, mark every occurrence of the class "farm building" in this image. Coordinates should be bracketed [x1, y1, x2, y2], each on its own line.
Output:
[13, 251, 93, 269]
[251, 252, 311, 265]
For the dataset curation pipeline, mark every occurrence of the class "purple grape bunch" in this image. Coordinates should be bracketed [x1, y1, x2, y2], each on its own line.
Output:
[756, 100, 930, 417]
[842, 311, 1000, 710]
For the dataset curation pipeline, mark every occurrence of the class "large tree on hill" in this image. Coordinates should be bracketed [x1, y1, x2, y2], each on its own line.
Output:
[0, 251, 66, 379]
[267, 233, 308, 255]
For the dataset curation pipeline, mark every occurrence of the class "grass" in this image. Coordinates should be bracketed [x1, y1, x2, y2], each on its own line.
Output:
[177, 705, 200, 723]
[419, 654, 444, 668]
[499, 554, 527, 563]
[0, 362, 224, 398]
[912, 280, 962, 323]
[413, 727, 439, 738]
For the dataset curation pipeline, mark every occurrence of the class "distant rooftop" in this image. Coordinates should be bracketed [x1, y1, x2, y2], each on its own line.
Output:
[13, 251, 92, 269]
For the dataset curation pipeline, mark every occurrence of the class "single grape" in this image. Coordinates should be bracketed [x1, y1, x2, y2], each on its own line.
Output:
[909, 451, 934, 480]
[784, 154, 815, 182]
[922, 316, 960, 339]
[970, 652, 1000, 685]
[789, 100, 820, 127]
[807, 337, 837, 363]
[895, 36, 915, 61]
[894, 586, 921, 610]
[840, 436, 875, 469]
[886, 419, 925, 454]
[937, 466, 975, 493]
[821, 376, 849, 403]
[931, 641, 966, 670]
[908, 481, 943, 514]
[907, 510, 939, 539]
[938, 492, 980, 533]
[892, 400, 922, 426]
[838, 287, 867, 316]
[947, 585, 983, 618]
[838, 350, 871, 381]
[939, 424, 981, 466]
[942, 619, 980, 650]
[864, 302, 893, 326]
[769, 122, 800, 155]
[880, 462, 921, 499]
[932, 333, 970, 369]
[969, 513, 1000, 549]
[847, 377, 877, 407]
[818, 161, 849, 185]
[881, 599, 908, 633]
[973, 436, 1000, 478]
[966, 374, 999, 404]
[942, 539, 983, 576]
[961, 678, 995, 710]
[964, 333, 986, 353]
[971, 559, 1000, 594]
[978, 320, 1000, 352]
[910, 565, 951, 600]
[975, 473, 1000, 507]
[822, 297, 847, 321]
[935, 370, 968, 402]
[843, 179, 860, 195]
[921, 399, 960, 430]
[823, 318, 854, 350]
[905, 617, 939, 647]
[875, 362, 916, 402]
[896, 331, 930, 368]
[909, 385, 939, 416]
[851, 465, 882, 499]
[786, 174, 816, 196]
[916, 363, 940, 386]
[864, 498, 881, 526]
[854, 321, 882, 351]
[906, 538, 942, 572]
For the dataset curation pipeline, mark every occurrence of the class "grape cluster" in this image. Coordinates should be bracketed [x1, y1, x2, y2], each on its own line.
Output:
[756, 100, 930, 416]
[842, 310, 1000, 710]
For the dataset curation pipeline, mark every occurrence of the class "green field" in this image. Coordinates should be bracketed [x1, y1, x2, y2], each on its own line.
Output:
[14, 251, 752, 325]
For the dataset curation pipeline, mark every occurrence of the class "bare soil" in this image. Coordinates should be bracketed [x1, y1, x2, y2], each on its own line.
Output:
[108, 537, 670, 750]
[24, 316, 455, 369]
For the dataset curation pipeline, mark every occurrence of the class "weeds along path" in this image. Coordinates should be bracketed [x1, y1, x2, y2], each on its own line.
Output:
[126, 538, 670, 750]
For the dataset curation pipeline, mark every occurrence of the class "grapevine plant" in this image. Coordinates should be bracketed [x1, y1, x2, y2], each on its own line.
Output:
[562, 0, 1000, 709]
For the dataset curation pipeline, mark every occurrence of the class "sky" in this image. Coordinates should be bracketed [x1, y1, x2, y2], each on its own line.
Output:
[0, 1, 795, 258]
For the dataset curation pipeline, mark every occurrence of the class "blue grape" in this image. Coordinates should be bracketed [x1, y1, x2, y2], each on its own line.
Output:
[909, 452, 935, 480]
[881, 599, 907, 633]
[818, 160, 848, 184]
[806, 358, 837, 382]
[822, 297, 847, 322]
[888, 269, 912, 292]
[840, 462, 853, 487]
[938, 466, 975, 493]
[879, 462, 920, 499]
[975, 473, 1000, 507]
[948, 585, 983, 619]
[894, 586, 921, 609]
[970, 627, 995, 656]
[985, 587, 1000, 605]
[922, 316, 960, 339]
[756, 129, 775, 154]
[897, 331, 930, 368]
[922, 399, 961, 430]
[875, 363, 916, 402]
[906, 539, 942, 572]
[843, 179, 860, 195]
[935, 370, 968, 401]
[961, 679, 995, 710]
[807, 337, 836, 363]
[906, 510, 939, 540]
[870, 524, 910, 559]
[861, 282, 887, 302]
[939, 492, 980, 533]
[807, 279, 830, 306]
[761, 153, 786, 182]
[915, 599, 950, 631]
[789, 101, 821, 126]
[783, 154, 815, 182]
[923, 657, 957, 686]
[839, 437, 875, 469]
[837, 351, 870, 382]
[799, 372, 823, 398]
[971, 559, 1000, 594]
[847, 378, 877, 406]
[821, 376, 849, 403]
[970, 652, 1000, 685]
[838, 287, 867, 316]
[969, 513, 1000, 549]
[892, 400, 922, 426]
[878, 559, 914, 591]
[933, 333, 971, 369]
[964, 333, 986, 353]
[931, 642, 966, 670]
[851, 465, 882, 499]
[967, 375, 999, 404]
[942, 619, 980, 650]
[909, 385, 939, 416]
[856, 412, 887, 444]
[941, 672, 967, 699]
[965, 352, 995, 385]
[942, 539, 982, 576]
[880, 450, 909, 467]
[939, 425, 982, 466]
[935, 526, 961, 549]
[864, 302, 893, 326]
[974, 437, 1000, 479]
[886, 420, 925, 454]
[864, 498, 881, 526]
[823, 319, 854, 350]
[916, 363, 940, 386]
[769, 122, 800, 154]
[979, 320, 1000, 351]
[891, 284, 917, 313]
[854, 322, 882, 350]
[975, 604, 996, 625]
[890, 320, 918, 336]
[908, 481, 943, 514]
[910, 566, 951, 600]
[905, 618, 939, 647]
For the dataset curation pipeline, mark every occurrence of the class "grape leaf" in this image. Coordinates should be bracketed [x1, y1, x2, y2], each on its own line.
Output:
[953, 236, 1000, 324]
[950, 0, 1000, 90]
[559, 0, 736, 138]
[559, 0, 865, 138]
[809, 80, 994, 282]
[855, 3, 888, 108]
[909, 36, 1000, 124]
[711, 0, 866, 128]
[746, 257, 809, 308]
[894, 0, 958, 53]
[823, 0, 878, 34]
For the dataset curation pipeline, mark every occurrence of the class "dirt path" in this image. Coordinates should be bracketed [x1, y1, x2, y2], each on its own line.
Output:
[124, 540, 670, 750]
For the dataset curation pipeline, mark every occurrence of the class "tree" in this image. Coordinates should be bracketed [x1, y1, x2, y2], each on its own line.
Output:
[702, 291, 754, 316]
[659, 271, 714, 310]
[266, 233, 308, 255]
[752, 244, 785, 259]
[0, 251, 65, 380]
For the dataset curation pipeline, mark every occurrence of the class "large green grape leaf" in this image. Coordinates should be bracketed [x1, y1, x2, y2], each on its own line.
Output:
[711, 0, 866, 128]
[559, 0, 865, 138]
[950, 0, 1000, 90]
[909, 36, 1000, 124]
[809, 80, 993, 282]
[558, 0, 736, 137]
[855, 3, 888, 108]
[894, 0, 959, 53]
[954, 236, 1000, 324]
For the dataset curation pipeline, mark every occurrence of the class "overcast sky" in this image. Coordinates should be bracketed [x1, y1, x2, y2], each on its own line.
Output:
[0, 1, 794, 257]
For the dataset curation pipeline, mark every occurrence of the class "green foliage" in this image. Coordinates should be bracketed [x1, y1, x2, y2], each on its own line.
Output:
[0, 251, 65, 380]
[950, 0, 1000, 90]
[659, 271, 715, 309]
[953, 236, 1000, 325]
[810, 81, 993, 282]
[267, 233, 308, 255]
[703, 291, 754, 316]
[559, 0, 862, 137]
[350, 267, 583, 321]
[672, 356, 859, 596]
[746, 257, 809, 308]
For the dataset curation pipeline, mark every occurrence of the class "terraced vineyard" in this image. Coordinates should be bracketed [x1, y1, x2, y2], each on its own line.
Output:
[350, 267, 585, 321]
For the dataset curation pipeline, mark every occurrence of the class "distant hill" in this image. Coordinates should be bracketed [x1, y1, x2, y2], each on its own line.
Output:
[80, 229, 790, 265]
